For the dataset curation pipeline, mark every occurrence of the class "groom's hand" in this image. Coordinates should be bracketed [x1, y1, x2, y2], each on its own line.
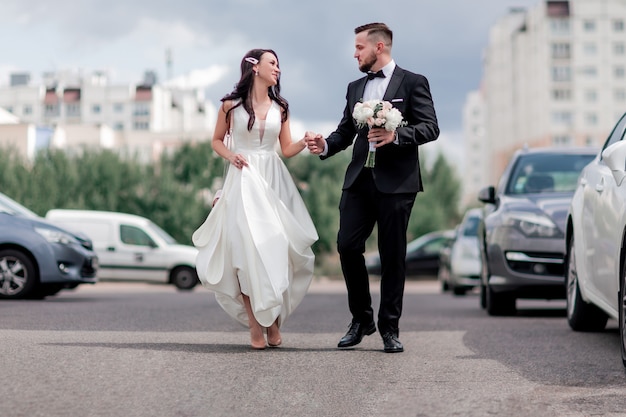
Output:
[305, 132, 325, 155]
[368, 127, 396, 148]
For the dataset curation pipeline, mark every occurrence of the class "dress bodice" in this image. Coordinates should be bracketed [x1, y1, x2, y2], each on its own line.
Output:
[231, 101, 281, 153]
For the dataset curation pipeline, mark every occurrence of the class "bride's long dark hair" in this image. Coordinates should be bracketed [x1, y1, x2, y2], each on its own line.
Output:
[221, 48, 289, 131]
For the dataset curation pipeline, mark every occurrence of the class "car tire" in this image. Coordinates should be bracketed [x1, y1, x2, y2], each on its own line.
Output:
[565, 235, 608, 332]
[0, 249, 37, 299]
[486, 284, 516, 316]
[171, 266, 199, 290]
[617, 235, 626, 367]
[452, 286, 467, 296]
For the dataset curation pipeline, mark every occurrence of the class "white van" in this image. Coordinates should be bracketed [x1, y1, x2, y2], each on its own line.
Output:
[45, 209, 199, 290]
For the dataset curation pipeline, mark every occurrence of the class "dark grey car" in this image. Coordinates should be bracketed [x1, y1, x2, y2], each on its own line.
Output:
[0, 192, 98, 299]
[477, 147, 596, 315]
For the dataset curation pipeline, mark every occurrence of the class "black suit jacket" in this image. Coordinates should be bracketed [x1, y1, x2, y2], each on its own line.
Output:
[322, 66, 439, 194]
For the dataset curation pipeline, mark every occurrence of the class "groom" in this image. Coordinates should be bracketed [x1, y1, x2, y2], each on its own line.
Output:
[306, 22, 439, 353]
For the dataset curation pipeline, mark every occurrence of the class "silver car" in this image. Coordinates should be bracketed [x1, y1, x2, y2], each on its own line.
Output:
[0, 192, 98, 299]
[477, 147, 597, 315]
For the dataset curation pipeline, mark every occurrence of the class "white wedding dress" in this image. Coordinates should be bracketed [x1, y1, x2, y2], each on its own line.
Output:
[192, 101, 318, 328]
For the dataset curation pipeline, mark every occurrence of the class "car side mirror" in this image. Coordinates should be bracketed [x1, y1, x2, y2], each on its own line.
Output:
[602, 140, 626, 186]
[478, 186, 496, 204]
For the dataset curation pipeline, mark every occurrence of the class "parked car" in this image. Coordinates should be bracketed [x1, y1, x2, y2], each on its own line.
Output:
[0, 192, 98, 299]
[366, 229, 455, 278]
[46, 210, 199, 290]
[565, 113, 626, 366]
[437, 231, 456, 292]
[439, 208, 482, 296]
[477, 146, 597, 315]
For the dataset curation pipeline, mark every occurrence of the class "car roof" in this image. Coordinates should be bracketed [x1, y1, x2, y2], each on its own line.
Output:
[46, 209, 151, 225]
[512, 146, 598, 157]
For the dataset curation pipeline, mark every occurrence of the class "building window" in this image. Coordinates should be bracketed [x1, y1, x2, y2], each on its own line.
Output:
[585, 90, 597, 102]
[552, 135, 572, 146]
[134, 103, 150, 116]
[614, 20, 625, 32]
[581, 66, 597, 77]
[615, 89, 626, 102]
[615, 66, 625, 79]
[552, 89, 572, 101]
[92, 104, 101, 114]
[585, 113, 598, 126]
[66, 103, 81, 117]
[583, 42, 597, 56]
[23, 105, 32, 115]
[114, 103, 124, 113]
[615, 42, 625, 56]
[5, 106, 13, 113]
[133, 121, 149, 130]
[583, 20, 596, 32]
[44, 104, 59, 116]
[552, 42, 571, 59]
[585, 136, 595, 147]
[552, 111, 573, 125]
[551, 66, 571, 81]
[550, 19, 570, 34]
[114, 122, 124, 131]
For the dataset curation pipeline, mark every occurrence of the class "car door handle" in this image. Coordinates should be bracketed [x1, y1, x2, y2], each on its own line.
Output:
[107, 246, 116, 252]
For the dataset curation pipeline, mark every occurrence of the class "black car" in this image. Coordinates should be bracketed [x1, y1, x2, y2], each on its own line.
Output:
[365, 230, 455, 278]
[477, 147, 596, 315]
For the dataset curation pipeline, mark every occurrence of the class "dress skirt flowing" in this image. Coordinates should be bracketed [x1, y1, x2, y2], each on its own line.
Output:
[192, 102, 318, 328]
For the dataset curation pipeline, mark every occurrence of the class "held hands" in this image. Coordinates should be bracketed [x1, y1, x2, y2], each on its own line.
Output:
[368, 127, 396, 149]
[229, 153, 248, 170]
[304, 131, 325, 155]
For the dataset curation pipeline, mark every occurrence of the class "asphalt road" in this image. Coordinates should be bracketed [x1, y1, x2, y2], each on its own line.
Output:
[2, 279, 626, 417]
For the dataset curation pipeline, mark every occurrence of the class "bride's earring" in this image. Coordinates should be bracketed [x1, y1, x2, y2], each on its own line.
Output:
[254, 70, 259, 76]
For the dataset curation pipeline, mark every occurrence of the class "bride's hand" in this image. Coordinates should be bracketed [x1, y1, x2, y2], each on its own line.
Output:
[229, 154, 248, 169]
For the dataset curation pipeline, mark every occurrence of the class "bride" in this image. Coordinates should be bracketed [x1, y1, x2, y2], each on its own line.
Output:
[192, 49, 318, 349]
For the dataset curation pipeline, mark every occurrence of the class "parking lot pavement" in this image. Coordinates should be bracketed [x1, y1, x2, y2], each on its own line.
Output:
[72, 278, 441, 295]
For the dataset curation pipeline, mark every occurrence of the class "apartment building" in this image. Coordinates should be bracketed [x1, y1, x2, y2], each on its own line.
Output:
[463, 0, 626, 205]
[0, 70, 217, 162]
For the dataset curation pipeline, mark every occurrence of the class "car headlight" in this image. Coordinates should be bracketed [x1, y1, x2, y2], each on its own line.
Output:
[503, 212, 561, 238]
[34, 227, 77, 245]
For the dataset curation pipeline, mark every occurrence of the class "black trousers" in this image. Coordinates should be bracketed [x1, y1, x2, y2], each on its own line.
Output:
[337, 169, 417, 336]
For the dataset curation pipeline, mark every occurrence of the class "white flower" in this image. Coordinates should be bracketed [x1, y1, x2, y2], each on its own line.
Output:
[352, 100, 406, 131]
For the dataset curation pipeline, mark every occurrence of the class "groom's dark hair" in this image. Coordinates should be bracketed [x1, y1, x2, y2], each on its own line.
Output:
[355, 23, 393, 46]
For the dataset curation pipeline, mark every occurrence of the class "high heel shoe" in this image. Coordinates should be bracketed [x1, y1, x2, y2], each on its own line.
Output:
[267, 322, 282, 347]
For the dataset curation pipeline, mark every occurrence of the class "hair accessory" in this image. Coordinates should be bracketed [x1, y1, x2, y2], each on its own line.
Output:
[244, 57, 259, 65]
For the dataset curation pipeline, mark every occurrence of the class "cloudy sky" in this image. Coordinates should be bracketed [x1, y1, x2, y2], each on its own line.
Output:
[0, 0, 540, 162]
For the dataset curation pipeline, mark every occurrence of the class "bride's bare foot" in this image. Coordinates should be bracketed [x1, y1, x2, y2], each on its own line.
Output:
[242, 294, 266, 350]
[267, 320, 282, 347]
[250, 325, 266, 350]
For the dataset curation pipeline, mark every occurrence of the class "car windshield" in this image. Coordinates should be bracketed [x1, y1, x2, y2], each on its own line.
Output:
[0, 192, 39, 218]
[505, 153, 595, 195]
[146, 221, 178, 245]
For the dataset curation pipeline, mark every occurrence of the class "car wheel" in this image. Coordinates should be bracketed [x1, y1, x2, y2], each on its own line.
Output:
[565, 235, 608, 331]
[486, 283, 516, 316]
[452, 286, 467, 296]
[440, 280, 449, 292]
[479, 282, 487, 309]
[171, 266, 198, 290]
[0, 249, 37, 299]
[618, 236, 626, 367]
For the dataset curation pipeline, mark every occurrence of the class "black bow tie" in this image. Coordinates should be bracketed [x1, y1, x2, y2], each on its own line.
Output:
[366, 70, 385, 80]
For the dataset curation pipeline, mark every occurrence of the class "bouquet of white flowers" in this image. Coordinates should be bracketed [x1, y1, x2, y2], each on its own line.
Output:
[352, 100, 406, 168]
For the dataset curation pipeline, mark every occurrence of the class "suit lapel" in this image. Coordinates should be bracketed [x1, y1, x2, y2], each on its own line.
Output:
[383, 67, 404, 101]
[352, 78, 368, 105]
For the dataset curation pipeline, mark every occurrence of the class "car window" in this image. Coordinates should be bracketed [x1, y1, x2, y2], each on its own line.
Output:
[420, 237, 448, 255]
[120, 225, 155, 247]
[462, 216, 480, 237]
[601, 113, 626, 154]
[505, 153, 596, 194]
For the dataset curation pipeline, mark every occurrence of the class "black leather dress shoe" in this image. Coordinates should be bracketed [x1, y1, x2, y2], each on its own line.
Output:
[382, 332, 404, 353]
[337, 321, 376, 348]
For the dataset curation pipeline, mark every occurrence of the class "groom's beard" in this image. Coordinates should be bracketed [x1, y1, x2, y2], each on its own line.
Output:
[359, 51, 378, 73]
